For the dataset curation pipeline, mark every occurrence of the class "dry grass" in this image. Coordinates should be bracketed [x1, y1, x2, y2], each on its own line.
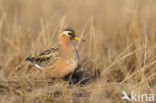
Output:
[0, 0, 156, 103]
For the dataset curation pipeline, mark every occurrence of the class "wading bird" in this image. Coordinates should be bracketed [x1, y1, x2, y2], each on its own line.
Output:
[26, 29, 80, 78]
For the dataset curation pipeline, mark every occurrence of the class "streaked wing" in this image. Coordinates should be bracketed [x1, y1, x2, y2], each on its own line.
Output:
[34, 46, 61, 66]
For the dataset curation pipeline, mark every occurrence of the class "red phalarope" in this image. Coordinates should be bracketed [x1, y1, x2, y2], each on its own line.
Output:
[26, 29, 80, 78]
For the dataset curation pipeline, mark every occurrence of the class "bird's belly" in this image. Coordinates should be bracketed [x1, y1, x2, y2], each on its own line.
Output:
[44, 44, 79, 78]
[65, 58, 78, 73]
[63, 47, 79, 73]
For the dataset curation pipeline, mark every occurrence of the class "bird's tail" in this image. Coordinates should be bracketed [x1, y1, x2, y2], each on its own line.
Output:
[25, 57, 36, 63]
[25, 57, 43, 69]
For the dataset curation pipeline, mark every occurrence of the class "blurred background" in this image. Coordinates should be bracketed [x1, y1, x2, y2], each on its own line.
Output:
[0, 0, 156, 32]
[0, 0, 156, 103]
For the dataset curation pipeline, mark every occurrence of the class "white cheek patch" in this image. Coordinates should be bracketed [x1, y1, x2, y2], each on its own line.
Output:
[63, 31, 71, 35]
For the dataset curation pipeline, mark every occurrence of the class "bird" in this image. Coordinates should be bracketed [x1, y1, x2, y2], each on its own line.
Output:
[26, 29, 81, 78]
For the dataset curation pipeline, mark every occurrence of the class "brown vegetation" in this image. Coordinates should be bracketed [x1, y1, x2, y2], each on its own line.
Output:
[0, 0, 156, 103]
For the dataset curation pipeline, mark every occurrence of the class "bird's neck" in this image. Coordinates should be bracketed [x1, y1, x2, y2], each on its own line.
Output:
[59, 35, 71, 49]
[58, 35, 79, 60]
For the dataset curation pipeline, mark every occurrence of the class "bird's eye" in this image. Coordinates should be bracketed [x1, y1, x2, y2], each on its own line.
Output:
[68, 32, 72, 35]
[67, 31, 73, 36]
[63, 31, 75, 37]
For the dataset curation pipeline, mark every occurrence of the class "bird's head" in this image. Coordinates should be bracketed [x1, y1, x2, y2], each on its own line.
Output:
[60, 29, 80, 41]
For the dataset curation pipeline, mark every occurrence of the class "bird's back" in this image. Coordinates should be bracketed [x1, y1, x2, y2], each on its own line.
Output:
[26, 46, 62, 67]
